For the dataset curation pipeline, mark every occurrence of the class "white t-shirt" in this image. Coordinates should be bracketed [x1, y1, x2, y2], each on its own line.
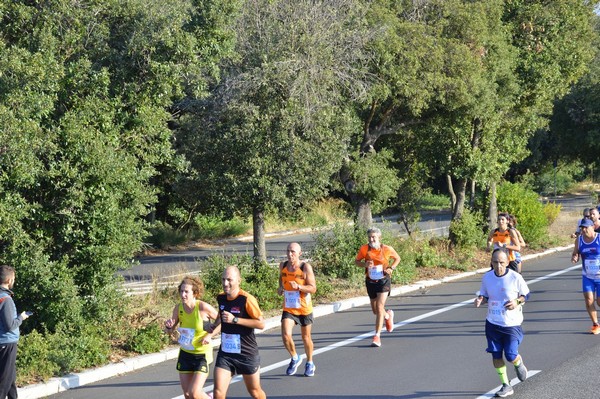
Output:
[479, 269, 530, 327]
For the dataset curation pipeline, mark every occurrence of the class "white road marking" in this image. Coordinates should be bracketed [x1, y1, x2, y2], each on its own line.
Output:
[476, 370, 542, 398]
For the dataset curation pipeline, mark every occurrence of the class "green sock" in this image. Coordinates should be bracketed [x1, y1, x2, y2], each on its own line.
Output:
[495, 365, 509, 384]
[513, 357, 522, 367]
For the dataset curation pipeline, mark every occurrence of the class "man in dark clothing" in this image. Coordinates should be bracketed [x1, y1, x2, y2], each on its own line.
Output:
[0, 265, 31, 399]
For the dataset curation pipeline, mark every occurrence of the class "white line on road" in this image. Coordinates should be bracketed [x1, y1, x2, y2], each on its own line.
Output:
[172, 263, 580, 399]
[476, 370, 542, 399]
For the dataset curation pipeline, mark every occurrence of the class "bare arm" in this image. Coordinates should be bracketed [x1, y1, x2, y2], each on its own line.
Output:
[277, 261, 284, 295]
[572, 237, 580, 263]
[507, 229, 521, 252]
[221, 310, 265, 330]
[164, 304, 179, 331]
[300, 262, 317, 294]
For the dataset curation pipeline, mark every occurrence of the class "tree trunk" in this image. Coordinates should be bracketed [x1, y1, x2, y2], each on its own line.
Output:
[252, 206, 266, 262]
[452, 178, 467, 221]
[354, 194, 372, 230]
[447, 174, 457, 212]
[469, 179, 476, 208]
[488, 181, 498, 232]
[448, 178, 467, 247]
[341, 161, 373, 230]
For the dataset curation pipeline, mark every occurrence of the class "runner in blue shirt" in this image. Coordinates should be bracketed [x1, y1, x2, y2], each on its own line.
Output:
[571, 217, 600, 334]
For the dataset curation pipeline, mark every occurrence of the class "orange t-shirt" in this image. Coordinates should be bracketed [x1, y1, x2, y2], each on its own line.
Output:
[355, 244, 399, 279]
[491, 229, 516, 261]
[280, 262, 313, 315]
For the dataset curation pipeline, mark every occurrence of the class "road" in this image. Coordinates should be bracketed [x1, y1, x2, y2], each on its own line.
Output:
[118, 211, 453, 293]
[119, 193, 592, 294]
[47, 248, 600, 399]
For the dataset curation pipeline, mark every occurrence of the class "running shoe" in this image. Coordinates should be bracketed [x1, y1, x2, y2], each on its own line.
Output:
[304, 362, 316, 377]
[514, 361, 528, 382]
[385, 309, 395, 333]
[286, 356, 302, 375]
[494, 383, 514, 397]
[371, 335, 381, 347]
[590, 324, 600, 334]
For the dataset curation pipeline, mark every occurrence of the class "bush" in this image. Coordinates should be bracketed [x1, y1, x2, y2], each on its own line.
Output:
[497, 182, 549, 245]
[146, 221, 191, 249]
[17, 330, 59, 385]
[47, 323, 111, 374]
[543, 201, 562, 225]
[449, 208, 486, 249]
[395, 238, 465, 273]
[310, 223, 366, 280]
[193, 214, 248, 239]
[201, 255, 281, 313]
[125, 323, 168, 354]
[417, 190, 451, 211]
[519, 161, 585, 195]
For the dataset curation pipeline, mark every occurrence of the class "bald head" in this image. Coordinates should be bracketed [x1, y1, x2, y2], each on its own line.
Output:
[491, 249, 509, 275]
[286, 242, 302, 265]
[288, 242, 301, 252]
[222, 266, 241, 298]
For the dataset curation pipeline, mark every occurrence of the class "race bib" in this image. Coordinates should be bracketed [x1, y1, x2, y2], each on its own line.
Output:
[585, 258, 600, 279]
[284, 290, 301, 309]
[487, 300, 506, 324]
[368, 265, 384, 280]
[221, 333, 241, 354]
[177, 327, 195, 350]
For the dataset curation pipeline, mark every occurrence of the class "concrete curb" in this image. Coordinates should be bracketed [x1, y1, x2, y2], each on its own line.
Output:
[18, 244, 574, 399]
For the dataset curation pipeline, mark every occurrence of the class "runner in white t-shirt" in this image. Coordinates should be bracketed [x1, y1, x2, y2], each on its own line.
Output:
[475, 249, 530, 398]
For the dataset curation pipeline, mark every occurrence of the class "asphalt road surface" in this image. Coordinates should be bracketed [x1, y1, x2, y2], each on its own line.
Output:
[48, 248, 600, 399]
[119, 194, 592, 294]
[117, 211, 453, 292]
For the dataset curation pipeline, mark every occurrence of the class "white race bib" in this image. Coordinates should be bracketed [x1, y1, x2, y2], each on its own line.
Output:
[585, 258, 600, 279]
[284, 290, 301, 309]
[221, 333, 241, 354]
[487, 300, 506, 324]
[178, 327, 195, 350]
[368, 265, 384, 280]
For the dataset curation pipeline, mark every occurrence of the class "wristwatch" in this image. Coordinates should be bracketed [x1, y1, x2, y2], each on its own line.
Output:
[232, 317, 239, 324]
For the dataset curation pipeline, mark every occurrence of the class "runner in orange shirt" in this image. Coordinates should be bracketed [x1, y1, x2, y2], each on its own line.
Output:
[355, 227, 400, 347]
[278, 242, 317, 377]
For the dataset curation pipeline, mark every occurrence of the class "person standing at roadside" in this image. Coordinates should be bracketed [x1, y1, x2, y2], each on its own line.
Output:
[571, 217, 600, 334]
[475, 249, 530, 398]
[0, 265, 32, 399]
[277, 242, 317, 377]
[164, 276, 219, 399]
[487, 213, 521, 273]
[355, 227, 400, 347]
[211, 266, 266, 399]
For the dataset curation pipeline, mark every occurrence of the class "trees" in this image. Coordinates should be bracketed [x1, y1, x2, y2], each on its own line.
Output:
[408, 0, 596, 243]
[0, 0, 236, 332]
[549, 24, 600, 166]
[341, 0, 449, 229]
[176, 0, 371, 261]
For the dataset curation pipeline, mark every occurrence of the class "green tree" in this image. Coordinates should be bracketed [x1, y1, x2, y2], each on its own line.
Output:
[176, 0, 370, 261]
[342, 0, 449, 228]
[409, 0, 596, 245]
[0, 0, 237, 331]
[548, 20, 600, 167]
